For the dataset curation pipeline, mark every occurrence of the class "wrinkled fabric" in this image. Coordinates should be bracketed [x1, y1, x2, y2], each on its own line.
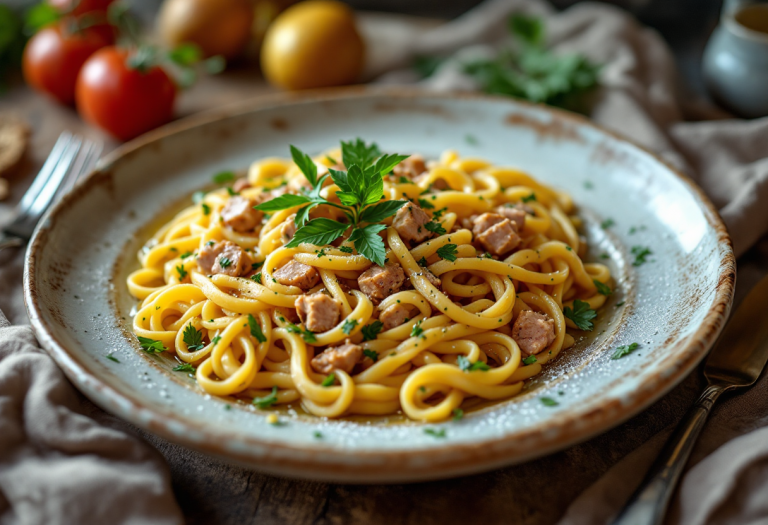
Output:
[0, 310, 183, 525]
[363, 1, 768, 523]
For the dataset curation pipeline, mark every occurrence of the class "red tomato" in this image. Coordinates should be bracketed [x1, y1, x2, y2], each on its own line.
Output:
[49, 0, 115, 16]
[75, 47, 177, 141]
[22, 20, 113, 105]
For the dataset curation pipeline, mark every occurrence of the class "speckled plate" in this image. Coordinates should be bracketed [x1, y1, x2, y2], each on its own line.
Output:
[24, 89, 735, 483]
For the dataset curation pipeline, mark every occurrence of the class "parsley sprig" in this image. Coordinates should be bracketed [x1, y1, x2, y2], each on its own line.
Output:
[563, 299, 597, 331]
[137, 336, 166, 354]
[254, 140, 409, 266]
[183, 324, 205, 351]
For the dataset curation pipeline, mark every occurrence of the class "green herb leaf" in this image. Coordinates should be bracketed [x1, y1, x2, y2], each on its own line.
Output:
[424, 428, 446, 438]
[286, 218, 349, 249]
[410, 320, 424, 338]
[631, 246, 653, 266]
[452, 408, 464, 420]
[417, 257, 428, 267]
[286, 323, 317, 343]
[173, 362, 196, 373]
[359, 200, 407, 223]
[349, 223, 387, 266]
[251, 273, 262, 284]
[509, 14, 544, 46]
[611, 342, 639, 360]
[248, 314, 267, 343]
[563, 299, 597, 331]
[212, 335, 222, 345]
[522, 355, 537, 365]
[105, 353, 120, 363]
[372, 153, 409, 177]
[363, 349, 379, 362]
[213, 171, 235, 184]
[253, 386, 278, 408]
[183, 324, 205, 351]
[540, 396, 559, 407]
[219, 257, 232, 269]
[181, 252, 194, 259]
[201, 203, 211, 215]
[342, 318, 358, 335]
[175, 265, 188, 280]
[360, 165, 385, 206]
[168, 43, 202, 67]
[593, 279, 612, 296]
[313, 431, 323, 438]
[137, 336, 166, 354]
[321, 373, 335, 387]
[338, 246, 354, 254]
[362, 320, 384, 341]
[601, 218, 615, 229]
[341, 138, 381, 170]
[521, 193, 537, 203]
[417, 198, 435, 210]
[290, 145, 318, 187]
[436, 244, 458, 262]
[424, 221, 446, 235]
[254, 194, 311, 212]
[469, 360, 491, 371]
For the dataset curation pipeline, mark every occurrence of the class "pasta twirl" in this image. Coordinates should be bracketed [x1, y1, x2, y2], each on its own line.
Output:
[127, 142, 611, 422]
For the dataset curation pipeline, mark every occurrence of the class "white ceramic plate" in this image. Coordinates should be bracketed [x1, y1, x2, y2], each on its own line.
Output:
[25, 89, 735, 482]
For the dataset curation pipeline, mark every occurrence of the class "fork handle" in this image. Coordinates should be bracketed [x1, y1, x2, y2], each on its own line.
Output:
[610, 383, 727, 525]
[0, 233, 24, 252]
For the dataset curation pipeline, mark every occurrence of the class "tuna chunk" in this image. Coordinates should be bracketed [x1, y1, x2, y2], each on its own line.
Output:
[512, 310, 556, 356]
[221, 196, 262, 232]
[280, 214, 296, 244]
[197, 241, 249, 277]
[358, 264, 406, 302]
[393, 202, 432, 243]
[274, 260, 319, 289]
[311, 341, 363, 375]
[393, 155, 427, 180]
[379, 304, 411, 331]
[233, 178, 251, 193]
[296, 293, 340, 333]
[473, 212, 521, 255]
[497, 205, 527, 231]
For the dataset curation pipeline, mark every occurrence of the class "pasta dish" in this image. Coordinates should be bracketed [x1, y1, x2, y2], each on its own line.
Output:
[126, 139, 612, 422]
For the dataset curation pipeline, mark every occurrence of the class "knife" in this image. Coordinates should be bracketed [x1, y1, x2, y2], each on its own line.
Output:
[611, 273, 768, 525]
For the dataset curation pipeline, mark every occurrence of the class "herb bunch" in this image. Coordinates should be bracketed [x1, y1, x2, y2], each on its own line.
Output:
[255, 139, 409, 267]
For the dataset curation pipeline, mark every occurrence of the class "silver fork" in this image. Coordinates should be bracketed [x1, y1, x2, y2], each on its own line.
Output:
[0, 132, 102, 251]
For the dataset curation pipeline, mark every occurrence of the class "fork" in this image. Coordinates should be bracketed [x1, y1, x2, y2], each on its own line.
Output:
[0, 132, 102, 252]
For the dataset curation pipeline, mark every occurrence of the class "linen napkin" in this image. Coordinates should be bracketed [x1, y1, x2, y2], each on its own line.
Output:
[0, 308, 183, 525]
[362, 0, 768, 523]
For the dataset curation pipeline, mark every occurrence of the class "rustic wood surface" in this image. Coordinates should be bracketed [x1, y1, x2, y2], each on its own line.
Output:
[2, 66, 766, 525]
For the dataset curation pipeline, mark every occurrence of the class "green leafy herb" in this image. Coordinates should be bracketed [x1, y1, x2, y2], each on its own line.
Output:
[540, 397, 559, 407]
[424, 428, 447, 438]
[105, 353, 120, 363]
[338, 246, 353, 254]
[397, 176, 411, 184]
[253, 386, 278, 408]
[452, 408, 464, 420]
[522, 355, 537, 365]
[173, 363, 196, 373]
[201, 203, 211, 215]
[418, 198, 435, 210]
[183, 324, 206, 351]
[325, 155, 337, 165]
[213, 171, 235, 184]
[611, 342, 639, 360]
[181, 251, 194, 259]
[252, 273, 262, 284]
[457, 355, 491, 372]
[226, 187, 239, 196]
[631, 246, 653, 266]
[286, 323, 317, 343]
[616, 301, 625, 307]
[137, 336, 166, 354]
[424, 221, 446, 235]
[218, 257, 232, 269]
[313, 431, 323, 439]
[248, 314, 267, 343]
[363, 349, 379, 363]
[521, 193, 537, 203]
[321, 374, 335, 387]
[23, 3, 59, 34]
[211, 335, 222, 345]
[563, 299, 597, 331]
[510, 13, 544, 45]
[417, 256, 428, 267]
[342, 318, 358, 335]
[600, 253, 610, 260]
[411, 320, 424, 338]
[436, 244, 458, 262]
[176, 265, 188, 280]
[601, 218, 615, 229]
[251, 261, 264, 270]
[362, 320, 384, 341]
[593, 279, 612, 296]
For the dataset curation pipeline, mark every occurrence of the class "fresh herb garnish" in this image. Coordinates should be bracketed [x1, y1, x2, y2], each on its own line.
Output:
[601, 218, 614, 229]
[410, 320, 424, 338]
[137, 336, 166, 354]
[226, 187, 239, 196]
[342, 318, 358, 335]
[452, 408, 464, 420]
[253, 386, 278, 408]
[211, 335, 222, 345]
[424, 428, 447, 438]
[432, 207, 448, 220]
[522, 355, 537, 365]
[631, 246, 653, 266]
[593, 280, 612, 296]
[213, 171, 235, 184]
[176, 265, 188, 280]
[254, 140, 409, 266]
[363, 349, 379, 362]
[362, 320, 383, 341]
[338, 246, 354, 254]
[540, 397, 559, 407]
[321, 374, 335, 387]
[252, 273, 262, 284]
[183, 324, 206, 351]
[436, 244, 458, 262]
[248, 314, 267, 343]
[286, 323, 317, 343]
[181, 251, 194, 259]
[521, 193, 537, 203]
[173, 363, 196, 373]
[611, 342, 639, 360]
[201, 203, 211, 215]
[424, 221, 446, 235]
[325, 155, 337, 165]
[105, 353, 120, 363]
[417, 256, 428, 267]
[563, 299, 597, 331]
[457, 355, 490, 372]
[219, 257, 232, 268]
[313, 431, 323, 439]
[418, 198, 435, 210]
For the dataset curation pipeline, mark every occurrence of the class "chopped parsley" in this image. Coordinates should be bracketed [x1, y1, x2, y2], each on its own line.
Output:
[251, 273, 262, 284]
[457, 355, 491, 372]
[173, 363, 196, 373]
[325, 155, 337, 165]
[211, 335, 222, 345]
[183, 324, 205, 351]
[105, 353, 120, 363]
[316, 248, 327, 258]
[181, 251, 194, 259]
[201, 203, 211, 215]
[522, 355, 537, 365]
[251, 261, 264, 270]
[286, 323, 317, 343]
[521, 193, 537, 203]
[424, 220, 446, 235]
[563, 299, 597, 331]
[213, 170, 235, 184]
[363, 349, 379, 362]
[338, 246, 354, 254]
[410, 320, 424, 338]
[313, 431, 323, 439]
[252, 386, 278, 408]
[601, 218, 615, 229]
[432, 207, 448, 220]
[424, 428, 447, 438]
[248, 314, 267, 343]
[417, 256, 428, 267]
[452, 408, 464, 420]
[418, 198, 435, 210]
[600, 253, 610, 260]
[436, 243, 458, 262]
[361, 320, 383, 341]
[175, 265, 188, 280]
[218, 257, 232, 269]
[540, 397, 559, 407]
[342, 318, 358, 335]
[611, 342, 639, 360]
[321, 373, 335, 387]
[137, 336, 166, 354]
[397, 176, 410, 184]
[631, 246, 652, 266]
[226, 187, 239, 196]
[593, 280, 612, 296]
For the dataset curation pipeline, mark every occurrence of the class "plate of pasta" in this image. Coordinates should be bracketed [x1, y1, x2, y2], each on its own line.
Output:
[25, 89, 735, 482]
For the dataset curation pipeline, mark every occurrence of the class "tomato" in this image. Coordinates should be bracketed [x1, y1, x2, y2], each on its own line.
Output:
[75, 47, 177, 141]
[22, 20, 113, 105]
[158, 0, 253, 60]
[260, 0, 364, 90]
[49, 0, 115, 16]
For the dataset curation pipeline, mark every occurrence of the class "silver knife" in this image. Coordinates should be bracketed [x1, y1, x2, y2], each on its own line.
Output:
[611, 273, 768, 525]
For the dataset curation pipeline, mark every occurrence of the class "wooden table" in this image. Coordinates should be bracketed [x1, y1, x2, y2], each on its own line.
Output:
[2, 65, 767, 525]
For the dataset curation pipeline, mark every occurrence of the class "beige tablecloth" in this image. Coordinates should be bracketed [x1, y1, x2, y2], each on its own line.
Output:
[1, 1, 768, 524]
